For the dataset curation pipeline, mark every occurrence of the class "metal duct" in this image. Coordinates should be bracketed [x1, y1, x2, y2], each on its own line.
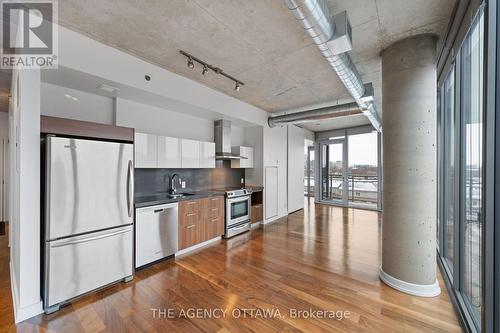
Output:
[285, 0, 382, 131]
[268, 102, 360, 127]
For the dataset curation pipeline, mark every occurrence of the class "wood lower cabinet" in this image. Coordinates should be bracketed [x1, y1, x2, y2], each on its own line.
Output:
[178, 223, 201, 250]
[251, 204, 263, 224]
[178, 199, 203, 250]
[178, 196, 225, 250]
[203, 197, 224, 240]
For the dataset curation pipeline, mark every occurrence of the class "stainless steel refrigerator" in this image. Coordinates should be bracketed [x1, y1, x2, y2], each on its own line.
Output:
[43, 136, 134, 313]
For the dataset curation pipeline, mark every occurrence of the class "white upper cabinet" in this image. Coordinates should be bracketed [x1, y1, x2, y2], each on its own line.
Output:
[231, 146, 254, 168]
[135, 133, 215, 169]
[157, 136, 181, 168]
[135, 132, 157, 168]
[181, 139, 201, 168]
[200, 142, 216, 168]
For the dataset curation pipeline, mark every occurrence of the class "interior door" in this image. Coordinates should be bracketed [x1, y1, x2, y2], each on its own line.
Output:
[320, 139, 348, 205]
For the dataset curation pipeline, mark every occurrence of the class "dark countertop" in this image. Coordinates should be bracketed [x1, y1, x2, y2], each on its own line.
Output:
[135, 185, 264, 208]
[135, 191, 225, 208]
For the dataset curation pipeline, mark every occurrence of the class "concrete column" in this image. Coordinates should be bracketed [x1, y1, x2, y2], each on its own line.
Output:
[379, 34, 440, 297]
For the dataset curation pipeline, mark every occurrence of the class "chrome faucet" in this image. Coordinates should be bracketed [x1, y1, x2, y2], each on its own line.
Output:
[168, 174, 181, 194]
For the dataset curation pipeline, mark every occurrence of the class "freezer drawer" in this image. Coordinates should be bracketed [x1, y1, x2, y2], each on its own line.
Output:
[44, 225, 133, 308]
[136, 203, 178, 268]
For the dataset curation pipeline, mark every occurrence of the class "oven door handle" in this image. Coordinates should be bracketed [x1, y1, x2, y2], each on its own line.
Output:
[227, 195, 251, 204]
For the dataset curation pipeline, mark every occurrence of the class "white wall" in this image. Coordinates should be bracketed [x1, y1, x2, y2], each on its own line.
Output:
[41, 82, 114, 124]
[39, 85, 248, 146]
[115, 98, 216, 141]
[9, 68, 43, 322]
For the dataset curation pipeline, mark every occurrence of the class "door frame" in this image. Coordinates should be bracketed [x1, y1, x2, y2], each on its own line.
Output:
[318, 137, 348, 206]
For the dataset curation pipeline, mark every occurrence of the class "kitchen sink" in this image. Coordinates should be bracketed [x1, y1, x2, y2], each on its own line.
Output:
[166, 193, 195, 199]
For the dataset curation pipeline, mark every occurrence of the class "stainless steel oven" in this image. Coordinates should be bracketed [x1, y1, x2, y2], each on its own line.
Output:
[225, 189, 251, 238]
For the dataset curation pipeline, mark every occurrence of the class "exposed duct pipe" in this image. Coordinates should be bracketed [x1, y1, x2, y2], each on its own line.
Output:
[268, 102, 360, 127]
[285, 0, 382, 131]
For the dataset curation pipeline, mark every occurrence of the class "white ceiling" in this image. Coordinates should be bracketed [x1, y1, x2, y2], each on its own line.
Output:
[0, 0, 455, 130]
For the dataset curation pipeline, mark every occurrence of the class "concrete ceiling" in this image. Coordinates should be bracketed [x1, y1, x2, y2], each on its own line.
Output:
[0, 0, 455, 128]
[56, 0, 454, 119]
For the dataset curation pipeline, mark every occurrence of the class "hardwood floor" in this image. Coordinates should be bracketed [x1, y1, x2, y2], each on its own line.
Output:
[1, 200, 462, 332]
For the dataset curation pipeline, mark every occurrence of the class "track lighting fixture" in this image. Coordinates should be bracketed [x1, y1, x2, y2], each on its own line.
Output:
[187, 57, 194, 69]
[179, 50, 244, 92]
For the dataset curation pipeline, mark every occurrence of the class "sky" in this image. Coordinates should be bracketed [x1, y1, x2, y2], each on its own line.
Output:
[325, 132, 378, 166]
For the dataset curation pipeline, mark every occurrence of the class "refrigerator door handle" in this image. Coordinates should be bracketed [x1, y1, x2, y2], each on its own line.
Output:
[127, 160, 134, 217]
[51, 227, 132, 248]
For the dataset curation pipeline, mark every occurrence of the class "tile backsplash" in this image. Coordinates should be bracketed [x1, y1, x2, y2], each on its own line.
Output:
[135, 160, 244, 197]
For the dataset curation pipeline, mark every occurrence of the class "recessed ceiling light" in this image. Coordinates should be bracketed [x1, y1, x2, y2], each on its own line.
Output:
[97, 84, 120, 93]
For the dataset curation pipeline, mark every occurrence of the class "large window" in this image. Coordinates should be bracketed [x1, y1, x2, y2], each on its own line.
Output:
[460, 10, 484, 325]
[438, 7, 485, 332]
[443, 68, 456, 273]
[318, 127, 380, 209]
[347, 132, 378, 208]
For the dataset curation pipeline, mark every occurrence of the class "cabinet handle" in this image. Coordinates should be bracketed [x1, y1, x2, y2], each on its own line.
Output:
[187, 224, 196, 229]
[187, 213, 197, 217]
[154, 209, 164, 213]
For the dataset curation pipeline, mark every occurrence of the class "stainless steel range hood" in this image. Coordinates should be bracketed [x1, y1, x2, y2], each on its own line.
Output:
[214, 120, 246, 160]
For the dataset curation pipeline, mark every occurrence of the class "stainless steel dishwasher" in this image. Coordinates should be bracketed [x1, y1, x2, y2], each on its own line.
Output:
[135, 203, 178, 268]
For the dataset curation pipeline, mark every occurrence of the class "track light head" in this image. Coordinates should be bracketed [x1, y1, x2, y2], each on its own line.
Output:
[202, 65, 208, 75]
[234, 82, 241, 92]
[187, 57, 194, 69]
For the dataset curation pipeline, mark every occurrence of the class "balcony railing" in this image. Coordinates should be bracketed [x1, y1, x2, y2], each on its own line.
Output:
[317, 173, 378, 204]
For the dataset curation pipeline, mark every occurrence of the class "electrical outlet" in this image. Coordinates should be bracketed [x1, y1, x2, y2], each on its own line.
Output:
[241, 178, 244, 184]
[181, 181, 186, 189]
